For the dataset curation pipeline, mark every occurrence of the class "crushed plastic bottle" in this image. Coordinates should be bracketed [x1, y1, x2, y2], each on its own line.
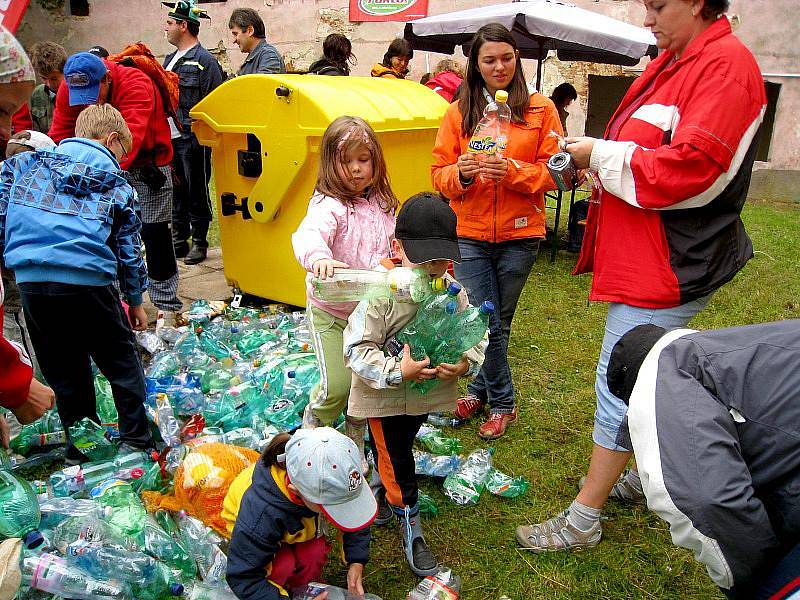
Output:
[443, 448, 494, 505]
[49, 451, 149, 497]
[414, 451, 463, 479]
[485, 467, 529, 498]
[146, 351, 181, 378]
[39, 497, 102, 530]
[200, 363, 240, 394]
[10, 428, 66, 455]
[176, 510, 228, 583]
[142, 514, 197, 579]
[313, 267, 445, 303]
[417, 428, 463, 455]
[94, 374, 119, 438]
[426, 413, 465, 428]
[21, 552, 129, 600]
[154, 393, 182, 447]
[68, 418, 118, 462]
[50, 515, 130, 554]
[406, 568, 461, 599]
[0, 470, 44, 548]
[293, 582, 383, 599]
[418, 491, 439, 517]
[90, 479, 147, 538]
[188, 581, 240, 600]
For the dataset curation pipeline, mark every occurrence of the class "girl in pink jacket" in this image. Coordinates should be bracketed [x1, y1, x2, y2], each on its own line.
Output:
[292, 116, 397, 458]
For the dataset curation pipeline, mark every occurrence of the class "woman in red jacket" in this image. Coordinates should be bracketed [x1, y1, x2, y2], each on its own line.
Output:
[431, 23, 561, 440]
[516, 0, 767, 553]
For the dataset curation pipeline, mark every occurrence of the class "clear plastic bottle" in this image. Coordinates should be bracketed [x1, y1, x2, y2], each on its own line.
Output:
[89, 479, 147, 539]
[313, 267, 446, 303]
[293, 582, 383, 599]
[21, 552, 130, 600]
[443, 448, 494, 505]
[0, 470, 44, 548]
[467, 89, 511, 180]
[154, 392, 181, 447]
[406, 569, 461, 599]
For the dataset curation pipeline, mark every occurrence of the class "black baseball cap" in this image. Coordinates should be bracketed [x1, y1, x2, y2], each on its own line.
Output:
[395, 192, 460, 264]
[607, 324, 666, 404]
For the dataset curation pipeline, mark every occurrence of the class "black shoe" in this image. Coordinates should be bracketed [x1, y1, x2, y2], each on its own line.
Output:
[374, 492, 393, 526]
[64, 445, 89, 466]
[174, 240, 190, 259]
[410, 537, 438, 575]
[184, 245, 207, 265]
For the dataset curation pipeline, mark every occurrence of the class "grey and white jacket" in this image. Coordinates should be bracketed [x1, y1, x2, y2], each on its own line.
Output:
[627, 320, 800, 596]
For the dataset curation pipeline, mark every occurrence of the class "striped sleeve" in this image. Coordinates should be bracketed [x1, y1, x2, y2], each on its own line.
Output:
[590, 64, 765, 211]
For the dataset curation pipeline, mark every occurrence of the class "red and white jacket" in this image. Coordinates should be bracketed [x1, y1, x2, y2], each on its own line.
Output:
[575, 18, 767, 308]
[0, 268, 32, 410]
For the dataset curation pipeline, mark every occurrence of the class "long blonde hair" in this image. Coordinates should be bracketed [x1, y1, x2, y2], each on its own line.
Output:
[316, 116, 398, 213]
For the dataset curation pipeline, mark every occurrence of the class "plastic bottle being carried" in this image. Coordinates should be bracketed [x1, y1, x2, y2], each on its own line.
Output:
[0, 470, 44, 548]
[467, 89, 511, 180]
[22, 552, 130, 600]
[313, 267, 446, 303]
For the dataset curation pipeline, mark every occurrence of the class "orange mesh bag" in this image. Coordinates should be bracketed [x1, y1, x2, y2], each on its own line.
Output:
[108, 42, 180, 128]
[142, 443, 260, 537]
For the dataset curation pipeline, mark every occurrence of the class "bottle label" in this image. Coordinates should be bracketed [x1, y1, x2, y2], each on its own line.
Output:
[89, 478, 127, 499]
[467, 136, 498, 155]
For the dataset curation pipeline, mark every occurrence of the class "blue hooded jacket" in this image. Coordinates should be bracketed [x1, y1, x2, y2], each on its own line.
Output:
[0, 138, 147, 305]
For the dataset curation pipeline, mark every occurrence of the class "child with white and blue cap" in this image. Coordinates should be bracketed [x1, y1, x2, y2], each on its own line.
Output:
[223, 427, 377, 599]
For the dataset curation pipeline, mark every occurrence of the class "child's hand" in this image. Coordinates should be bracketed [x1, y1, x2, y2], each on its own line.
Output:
[347, 563, 365, 596]
[129, 304, 148, 331]
[312, 258, 350, 280]
[400, 344, 437, 384]
[480, 155, 508, 181]
[436, 356, 470, 381]
[0, 415, 9, 450]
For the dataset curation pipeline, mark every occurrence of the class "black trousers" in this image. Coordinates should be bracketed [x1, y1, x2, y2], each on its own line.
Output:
[20, 283, 153, 451]
[368, 414, 427, 509]
[171, 134, 213, 247]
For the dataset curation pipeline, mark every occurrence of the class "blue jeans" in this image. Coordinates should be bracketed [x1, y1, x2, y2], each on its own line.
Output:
[593, 295, 712, 451]
[453, 238, 539, 413]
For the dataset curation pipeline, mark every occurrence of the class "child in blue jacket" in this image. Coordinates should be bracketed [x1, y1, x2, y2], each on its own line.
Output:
[0, 104, 154, 463]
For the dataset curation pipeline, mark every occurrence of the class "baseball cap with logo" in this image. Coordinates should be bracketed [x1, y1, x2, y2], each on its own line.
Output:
[284, 427, 377, 532]
[63, 52, 108, 106]
[394, 192, 461, 264]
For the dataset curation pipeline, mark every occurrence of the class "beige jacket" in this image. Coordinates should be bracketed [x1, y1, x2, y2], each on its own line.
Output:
[343, 283, 487, 418]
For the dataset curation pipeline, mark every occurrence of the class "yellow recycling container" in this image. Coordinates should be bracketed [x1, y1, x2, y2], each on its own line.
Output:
[190, 74, 448, 307]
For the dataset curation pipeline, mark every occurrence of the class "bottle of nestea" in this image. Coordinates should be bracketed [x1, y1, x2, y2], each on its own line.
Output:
[313, 267, 446, 303]
[467, 89, 511, 165]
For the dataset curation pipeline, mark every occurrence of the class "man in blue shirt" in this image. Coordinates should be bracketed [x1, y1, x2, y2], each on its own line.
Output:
[228, 8, 285, 76]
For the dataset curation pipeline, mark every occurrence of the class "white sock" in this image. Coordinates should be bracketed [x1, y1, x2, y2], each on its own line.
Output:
[567, 499, 602, 531]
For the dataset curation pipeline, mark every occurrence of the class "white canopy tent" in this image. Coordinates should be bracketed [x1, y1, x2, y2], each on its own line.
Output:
[403, 0, 657, 90]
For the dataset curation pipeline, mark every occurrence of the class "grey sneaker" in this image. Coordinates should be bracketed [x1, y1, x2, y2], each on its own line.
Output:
[516, 510, 602, 552]
[578, 469, 645, 504]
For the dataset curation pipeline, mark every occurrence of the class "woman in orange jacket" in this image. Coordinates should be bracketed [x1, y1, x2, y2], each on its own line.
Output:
[431, 23, 561, 440]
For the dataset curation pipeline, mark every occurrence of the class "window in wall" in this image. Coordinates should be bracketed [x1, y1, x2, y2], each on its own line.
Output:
[69, 0, 90, 16]
[756, 81, 781, 162]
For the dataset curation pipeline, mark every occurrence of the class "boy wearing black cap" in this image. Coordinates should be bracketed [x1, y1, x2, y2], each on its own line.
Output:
[343, 193, 486, 577]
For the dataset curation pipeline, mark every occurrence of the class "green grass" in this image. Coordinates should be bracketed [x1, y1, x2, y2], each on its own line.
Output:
[318, 200, 800, 599]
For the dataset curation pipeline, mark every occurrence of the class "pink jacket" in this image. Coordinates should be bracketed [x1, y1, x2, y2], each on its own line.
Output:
[292, 191, 396, 320]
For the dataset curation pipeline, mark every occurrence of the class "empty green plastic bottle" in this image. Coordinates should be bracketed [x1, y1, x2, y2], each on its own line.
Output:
[90, 479, 147, 539]
[69, 418, 118, 462]
[0, 470, 44, 548]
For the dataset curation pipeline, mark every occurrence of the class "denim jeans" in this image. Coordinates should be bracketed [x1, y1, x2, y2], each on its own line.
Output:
[453, 238, 539, 413]
[593, 295, 712, 451]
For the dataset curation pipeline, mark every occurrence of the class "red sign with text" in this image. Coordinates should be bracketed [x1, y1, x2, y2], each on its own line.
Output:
[349, 0, 428, 22]
[1, 0, 30, 33]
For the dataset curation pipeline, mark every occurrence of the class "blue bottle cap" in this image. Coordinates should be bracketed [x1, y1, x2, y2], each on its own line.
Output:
[231, 326, 239, 334]
[480, 301, 495, 314]
[287, 370, 297, 379]
[445, 301, 457, 314]
[447, 282, 462, 296]
[169, 583, 184, 596]
[23, 530, 44, 549]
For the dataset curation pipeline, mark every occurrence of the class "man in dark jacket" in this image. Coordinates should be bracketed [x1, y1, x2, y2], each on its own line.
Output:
[163, 0, 225, 265]
[609, 320, 800, 599]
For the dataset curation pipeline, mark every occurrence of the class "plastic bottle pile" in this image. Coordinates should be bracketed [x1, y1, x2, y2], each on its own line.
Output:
[4, 297, 527, 599]
[7, 301, 323, 599]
